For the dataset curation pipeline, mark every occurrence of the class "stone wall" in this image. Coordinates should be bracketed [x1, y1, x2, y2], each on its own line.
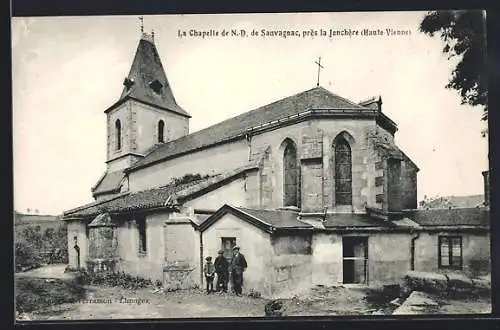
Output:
[163, 214, 200, 290]
[267, 233, 313, 298]
[368, 233, 411, 286]
[414, 231, 491, 278]
[66, 220, 89, 269]
[129, 139, 249, 191]
[128, 117, 402, 213]
[311, 233, 343, 286]
[401, 159, 418, 209]
[114, 212, 167, 281]
[184, 177, 248, 211]
[106, 103, 131, 162]
[131, 100, 189, 154]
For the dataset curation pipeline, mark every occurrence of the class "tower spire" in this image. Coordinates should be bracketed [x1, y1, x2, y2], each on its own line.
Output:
[139, 16, 144, 34]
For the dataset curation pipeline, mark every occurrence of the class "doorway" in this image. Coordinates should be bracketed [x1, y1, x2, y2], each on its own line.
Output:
[342, 236, 368, 284]
[221, 237, 236, 264]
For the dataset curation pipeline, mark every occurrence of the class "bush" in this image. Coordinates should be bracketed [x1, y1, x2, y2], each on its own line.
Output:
[15, 224, 68, 271]
[172, 173, 210, 186]
[75, 270, 155, 290]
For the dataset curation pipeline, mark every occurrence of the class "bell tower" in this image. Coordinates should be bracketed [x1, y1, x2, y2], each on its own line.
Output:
[92, 27, 190, 200]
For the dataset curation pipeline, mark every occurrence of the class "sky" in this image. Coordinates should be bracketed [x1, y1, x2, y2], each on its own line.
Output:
[12, 12, 489, 215]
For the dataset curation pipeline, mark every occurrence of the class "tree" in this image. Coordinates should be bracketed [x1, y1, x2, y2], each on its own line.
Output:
[419, 10, 488, 123]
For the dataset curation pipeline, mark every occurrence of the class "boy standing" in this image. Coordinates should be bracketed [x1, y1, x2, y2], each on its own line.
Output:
[203, 256, 215, 294]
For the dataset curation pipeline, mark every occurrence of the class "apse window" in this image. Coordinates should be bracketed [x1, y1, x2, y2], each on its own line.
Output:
[438, 236, 462, 270]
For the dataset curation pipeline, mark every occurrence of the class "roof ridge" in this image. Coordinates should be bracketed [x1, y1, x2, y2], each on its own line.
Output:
[315, 86, 366, 109]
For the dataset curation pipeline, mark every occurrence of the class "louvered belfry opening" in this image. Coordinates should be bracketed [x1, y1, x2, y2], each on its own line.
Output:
[334, 138, 352, 206]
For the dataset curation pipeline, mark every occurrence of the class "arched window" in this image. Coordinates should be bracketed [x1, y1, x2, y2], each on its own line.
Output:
[283, 141, 300, 207]
[158, 120, 165, 143]
[115, 119, 121, 151]
[334, 138, 352, 206]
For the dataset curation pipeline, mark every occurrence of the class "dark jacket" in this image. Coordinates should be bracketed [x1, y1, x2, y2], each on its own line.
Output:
[230, 253, 247, 274]
[214, 255, 229, 274]
[204, 262, 215, 277]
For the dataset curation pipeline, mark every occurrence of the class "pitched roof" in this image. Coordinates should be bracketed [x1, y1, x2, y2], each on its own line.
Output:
[199, 205, 401, 233]
[127, 86, 381, 172]
[63, 165, 258, 219]
[106, 35, 189, 118]
[91, 170, 125, 196]
[406, 208, 490, 227]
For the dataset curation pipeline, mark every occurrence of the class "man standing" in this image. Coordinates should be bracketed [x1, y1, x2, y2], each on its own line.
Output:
[214, 249, 229, 293]
[230, 246, 247, 296]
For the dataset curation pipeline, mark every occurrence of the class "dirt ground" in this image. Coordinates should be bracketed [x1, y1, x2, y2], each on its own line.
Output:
[15, 265, 491, 320]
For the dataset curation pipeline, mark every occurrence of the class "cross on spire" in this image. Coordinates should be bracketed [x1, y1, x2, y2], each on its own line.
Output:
[139, 16, 144, 33]
[315, 57, 324, 87]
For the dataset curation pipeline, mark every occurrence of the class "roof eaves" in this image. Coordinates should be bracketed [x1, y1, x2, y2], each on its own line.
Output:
[128, 97, 192, 118]
[63, 192, 131, 216]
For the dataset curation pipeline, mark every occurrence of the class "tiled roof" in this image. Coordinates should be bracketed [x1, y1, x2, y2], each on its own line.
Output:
[107, 36, 189, 117]
[405, 208, 490, 227]
[127, 86, 378, 171]
[63, 165, 258, 219]
[199, 205, 400, 233]
[92, 170, 125, 196]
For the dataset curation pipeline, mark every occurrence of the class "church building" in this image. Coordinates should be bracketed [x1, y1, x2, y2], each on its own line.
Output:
[63, 31, 490, 297]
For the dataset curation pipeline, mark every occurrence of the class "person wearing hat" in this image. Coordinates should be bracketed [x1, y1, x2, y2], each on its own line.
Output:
[230, 246, 247, 296]
[203, 256, 216, 294]
[214, 249, 229, 293]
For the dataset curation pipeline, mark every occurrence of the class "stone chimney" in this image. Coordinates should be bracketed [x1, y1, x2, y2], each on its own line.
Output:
[482, 170, 490, 206]
[359, 95, 382, 112]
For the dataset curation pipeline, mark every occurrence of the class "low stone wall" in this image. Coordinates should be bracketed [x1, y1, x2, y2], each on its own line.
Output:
[163, 261, 198, 291]
[403, 271, 491, 297]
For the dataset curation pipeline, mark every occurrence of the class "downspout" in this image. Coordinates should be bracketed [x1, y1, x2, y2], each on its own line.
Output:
[410, 231, 420, 271]
[199, 230, 204, 288]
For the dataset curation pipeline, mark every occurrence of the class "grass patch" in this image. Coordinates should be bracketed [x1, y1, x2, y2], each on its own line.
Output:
[16, 277, 86, 313]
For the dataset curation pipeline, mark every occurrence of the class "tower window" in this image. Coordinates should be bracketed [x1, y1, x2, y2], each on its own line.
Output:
[115, 119, 122, 151]
[158, 120, 165, 143]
